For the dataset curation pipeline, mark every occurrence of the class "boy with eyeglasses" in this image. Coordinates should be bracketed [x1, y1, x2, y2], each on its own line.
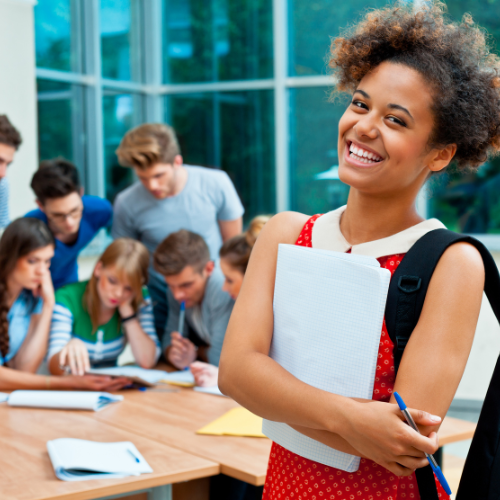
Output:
[25, 158, 112, 289]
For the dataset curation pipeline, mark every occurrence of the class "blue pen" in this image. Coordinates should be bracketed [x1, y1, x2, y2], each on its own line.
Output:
[178, 301, 186, 337]
[394, 392, 452, 495]
[127, 448, 140, 463]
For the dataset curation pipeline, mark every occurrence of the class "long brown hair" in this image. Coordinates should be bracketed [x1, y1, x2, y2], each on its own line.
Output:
[0, 218, 54, 358]
[219, 215, 270, 274]
[84, 238, 149, 332]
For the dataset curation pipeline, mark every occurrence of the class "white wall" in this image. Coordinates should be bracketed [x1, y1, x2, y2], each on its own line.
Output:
[0, 0, 38, 219]
[455, 252, 500, 400]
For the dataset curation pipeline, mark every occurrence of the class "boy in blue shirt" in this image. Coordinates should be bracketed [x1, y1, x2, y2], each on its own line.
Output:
[26, 158, 112, 289]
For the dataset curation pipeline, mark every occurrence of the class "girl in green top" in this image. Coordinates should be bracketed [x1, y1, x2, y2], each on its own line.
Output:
[48, 238, 160, 376]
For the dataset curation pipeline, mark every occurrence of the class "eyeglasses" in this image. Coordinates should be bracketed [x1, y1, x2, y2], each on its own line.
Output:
[48, 206, 83, 223]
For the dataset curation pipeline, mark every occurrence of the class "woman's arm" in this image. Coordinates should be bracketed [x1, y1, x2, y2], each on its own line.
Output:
[9, 273, 55, 373]
[219, 213, 461, 476]
[120, 299, 159, 368]
[390, 242, 484, 423]
[0, 365, 131, 391]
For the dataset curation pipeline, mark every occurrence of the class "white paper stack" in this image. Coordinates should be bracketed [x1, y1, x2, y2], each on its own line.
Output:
[47, 438, 153, 481]
[262, 244, 391, 472]
[88, 366, 171, 387]
[8, 391, 123, 411]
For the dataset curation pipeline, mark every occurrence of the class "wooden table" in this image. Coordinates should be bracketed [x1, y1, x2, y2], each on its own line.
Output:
[85, 389, 272, 486]
[84, 387, 477, 487]
[0, 405, 218, 500]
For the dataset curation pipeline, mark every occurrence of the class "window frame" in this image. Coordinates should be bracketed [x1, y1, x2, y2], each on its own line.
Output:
[35, 0, 500, 247]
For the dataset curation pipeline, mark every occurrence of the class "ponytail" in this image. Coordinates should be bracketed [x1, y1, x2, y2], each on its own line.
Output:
[219, 215, 270, 274]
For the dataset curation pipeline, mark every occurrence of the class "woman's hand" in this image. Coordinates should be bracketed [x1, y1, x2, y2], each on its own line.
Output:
[62, 374, 131, 391]
[118, 299, 135, 319]
[340, 399, 440, 476]
[190, 361, 218, 387]
[59, 338, 91, 376]
[168, 332, 197, 369]
[35, 269, 55, 306]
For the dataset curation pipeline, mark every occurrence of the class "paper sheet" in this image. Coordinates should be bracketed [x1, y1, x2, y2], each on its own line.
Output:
[194, 385, 226, 397]
[197, 407, 266, 438]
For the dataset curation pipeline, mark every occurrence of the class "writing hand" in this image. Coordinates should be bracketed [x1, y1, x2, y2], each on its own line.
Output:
[168, 332, 197, 369]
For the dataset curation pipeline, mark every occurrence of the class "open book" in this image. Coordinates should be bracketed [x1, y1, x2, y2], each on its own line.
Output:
[88, 366, 171, 387]
[262, 245, 391, 472]
[8, 391, 123, 411]
[47, 438, 153, 481]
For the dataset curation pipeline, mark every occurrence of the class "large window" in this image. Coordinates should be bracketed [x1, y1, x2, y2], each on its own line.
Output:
[35, 0, 500, 239]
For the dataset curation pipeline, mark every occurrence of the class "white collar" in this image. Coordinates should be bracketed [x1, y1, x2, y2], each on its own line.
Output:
[311, 205, 446, 258]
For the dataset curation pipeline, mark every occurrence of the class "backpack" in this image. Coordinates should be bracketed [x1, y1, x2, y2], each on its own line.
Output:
[385, 228, 500, 500]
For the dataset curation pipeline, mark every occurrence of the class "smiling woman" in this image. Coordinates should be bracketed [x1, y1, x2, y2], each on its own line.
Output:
[218, 2, 500, 499]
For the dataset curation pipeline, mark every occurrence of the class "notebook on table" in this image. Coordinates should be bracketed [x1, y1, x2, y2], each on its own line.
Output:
[262, 244, 391, 472]
[47, 438, 153, 481]
[7, 391, 123, 411]
[88, 366, 171, 387]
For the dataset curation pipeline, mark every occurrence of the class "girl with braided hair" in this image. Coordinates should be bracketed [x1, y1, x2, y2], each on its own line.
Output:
[0, 218, 128, 391]
[219, 1, 500, 498]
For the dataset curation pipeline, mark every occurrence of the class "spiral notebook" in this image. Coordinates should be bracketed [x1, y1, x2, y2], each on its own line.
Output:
[262, 244, 391, 472]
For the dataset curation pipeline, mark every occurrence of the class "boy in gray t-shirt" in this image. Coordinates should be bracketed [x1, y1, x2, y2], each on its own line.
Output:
[112, 123, 244, 341]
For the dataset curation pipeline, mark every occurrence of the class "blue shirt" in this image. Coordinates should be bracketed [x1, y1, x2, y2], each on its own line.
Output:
[26, 195, 112, 289]
[0, 290, 42, 365]
[0, 177, 10, 229]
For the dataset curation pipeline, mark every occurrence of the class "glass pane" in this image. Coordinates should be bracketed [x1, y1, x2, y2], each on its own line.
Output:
[166, 90, 275, 219]
[163, 0, 273, 83]
[103, 91, 143, 202]
[100, 0, 142, 81]
[35, 0, 80, 71]
[289, 0, 387, 76]
[290, 87, 350, 215]
[37, 79, 86, 181]
[426, 0, 500, 234]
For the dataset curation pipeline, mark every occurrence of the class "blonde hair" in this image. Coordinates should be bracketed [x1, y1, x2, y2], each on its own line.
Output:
[219, 215, 270, 274]
[85, 238, 150, 332]
[115, 123, 180, 170]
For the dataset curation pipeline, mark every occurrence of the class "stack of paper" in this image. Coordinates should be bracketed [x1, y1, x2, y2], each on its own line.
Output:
[47, 438, 152, 481]
[88, 366, 171, 387]
[197, 407, 266, 437]
[262, 244, 391, 472]
[8, 391, 123, 411]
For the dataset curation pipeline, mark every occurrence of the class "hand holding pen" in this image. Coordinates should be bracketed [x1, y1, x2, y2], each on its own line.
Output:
[394, 392, 452, 495]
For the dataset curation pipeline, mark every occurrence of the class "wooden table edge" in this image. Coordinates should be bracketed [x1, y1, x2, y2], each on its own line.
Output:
[5, 463, 221, 500]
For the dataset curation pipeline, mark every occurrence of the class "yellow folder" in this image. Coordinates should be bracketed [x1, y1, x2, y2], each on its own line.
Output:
[197, 407, 267, 438]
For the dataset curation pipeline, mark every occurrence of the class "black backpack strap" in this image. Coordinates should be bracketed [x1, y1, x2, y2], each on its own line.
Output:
[385, 228, 500, 499]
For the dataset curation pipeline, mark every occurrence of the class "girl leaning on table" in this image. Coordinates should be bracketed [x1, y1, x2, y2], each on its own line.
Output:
[0, 217, 127, 391]
[190, 215, 269, 387]
[219, 2, 498, 499]
[48, 238, 160, 376]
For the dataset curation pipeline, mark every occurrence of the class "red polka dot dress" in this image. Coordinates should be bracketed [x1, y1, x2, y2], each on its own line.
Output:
[262, 215, 450, 500]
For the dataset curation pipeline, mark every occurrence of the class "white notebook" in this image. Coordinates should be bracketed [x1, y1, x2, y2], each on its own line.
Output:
[8, 391, 123, 411]
[88, 366, 171, 387]
[47, 438, 153, 481]
[262, 244, 391, 472]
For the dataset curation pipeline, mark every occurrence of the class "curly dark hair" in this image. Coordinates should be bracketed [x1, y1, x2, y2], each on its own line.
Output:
[0, 115, 22, 150]
[329, 1, 500, 169]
